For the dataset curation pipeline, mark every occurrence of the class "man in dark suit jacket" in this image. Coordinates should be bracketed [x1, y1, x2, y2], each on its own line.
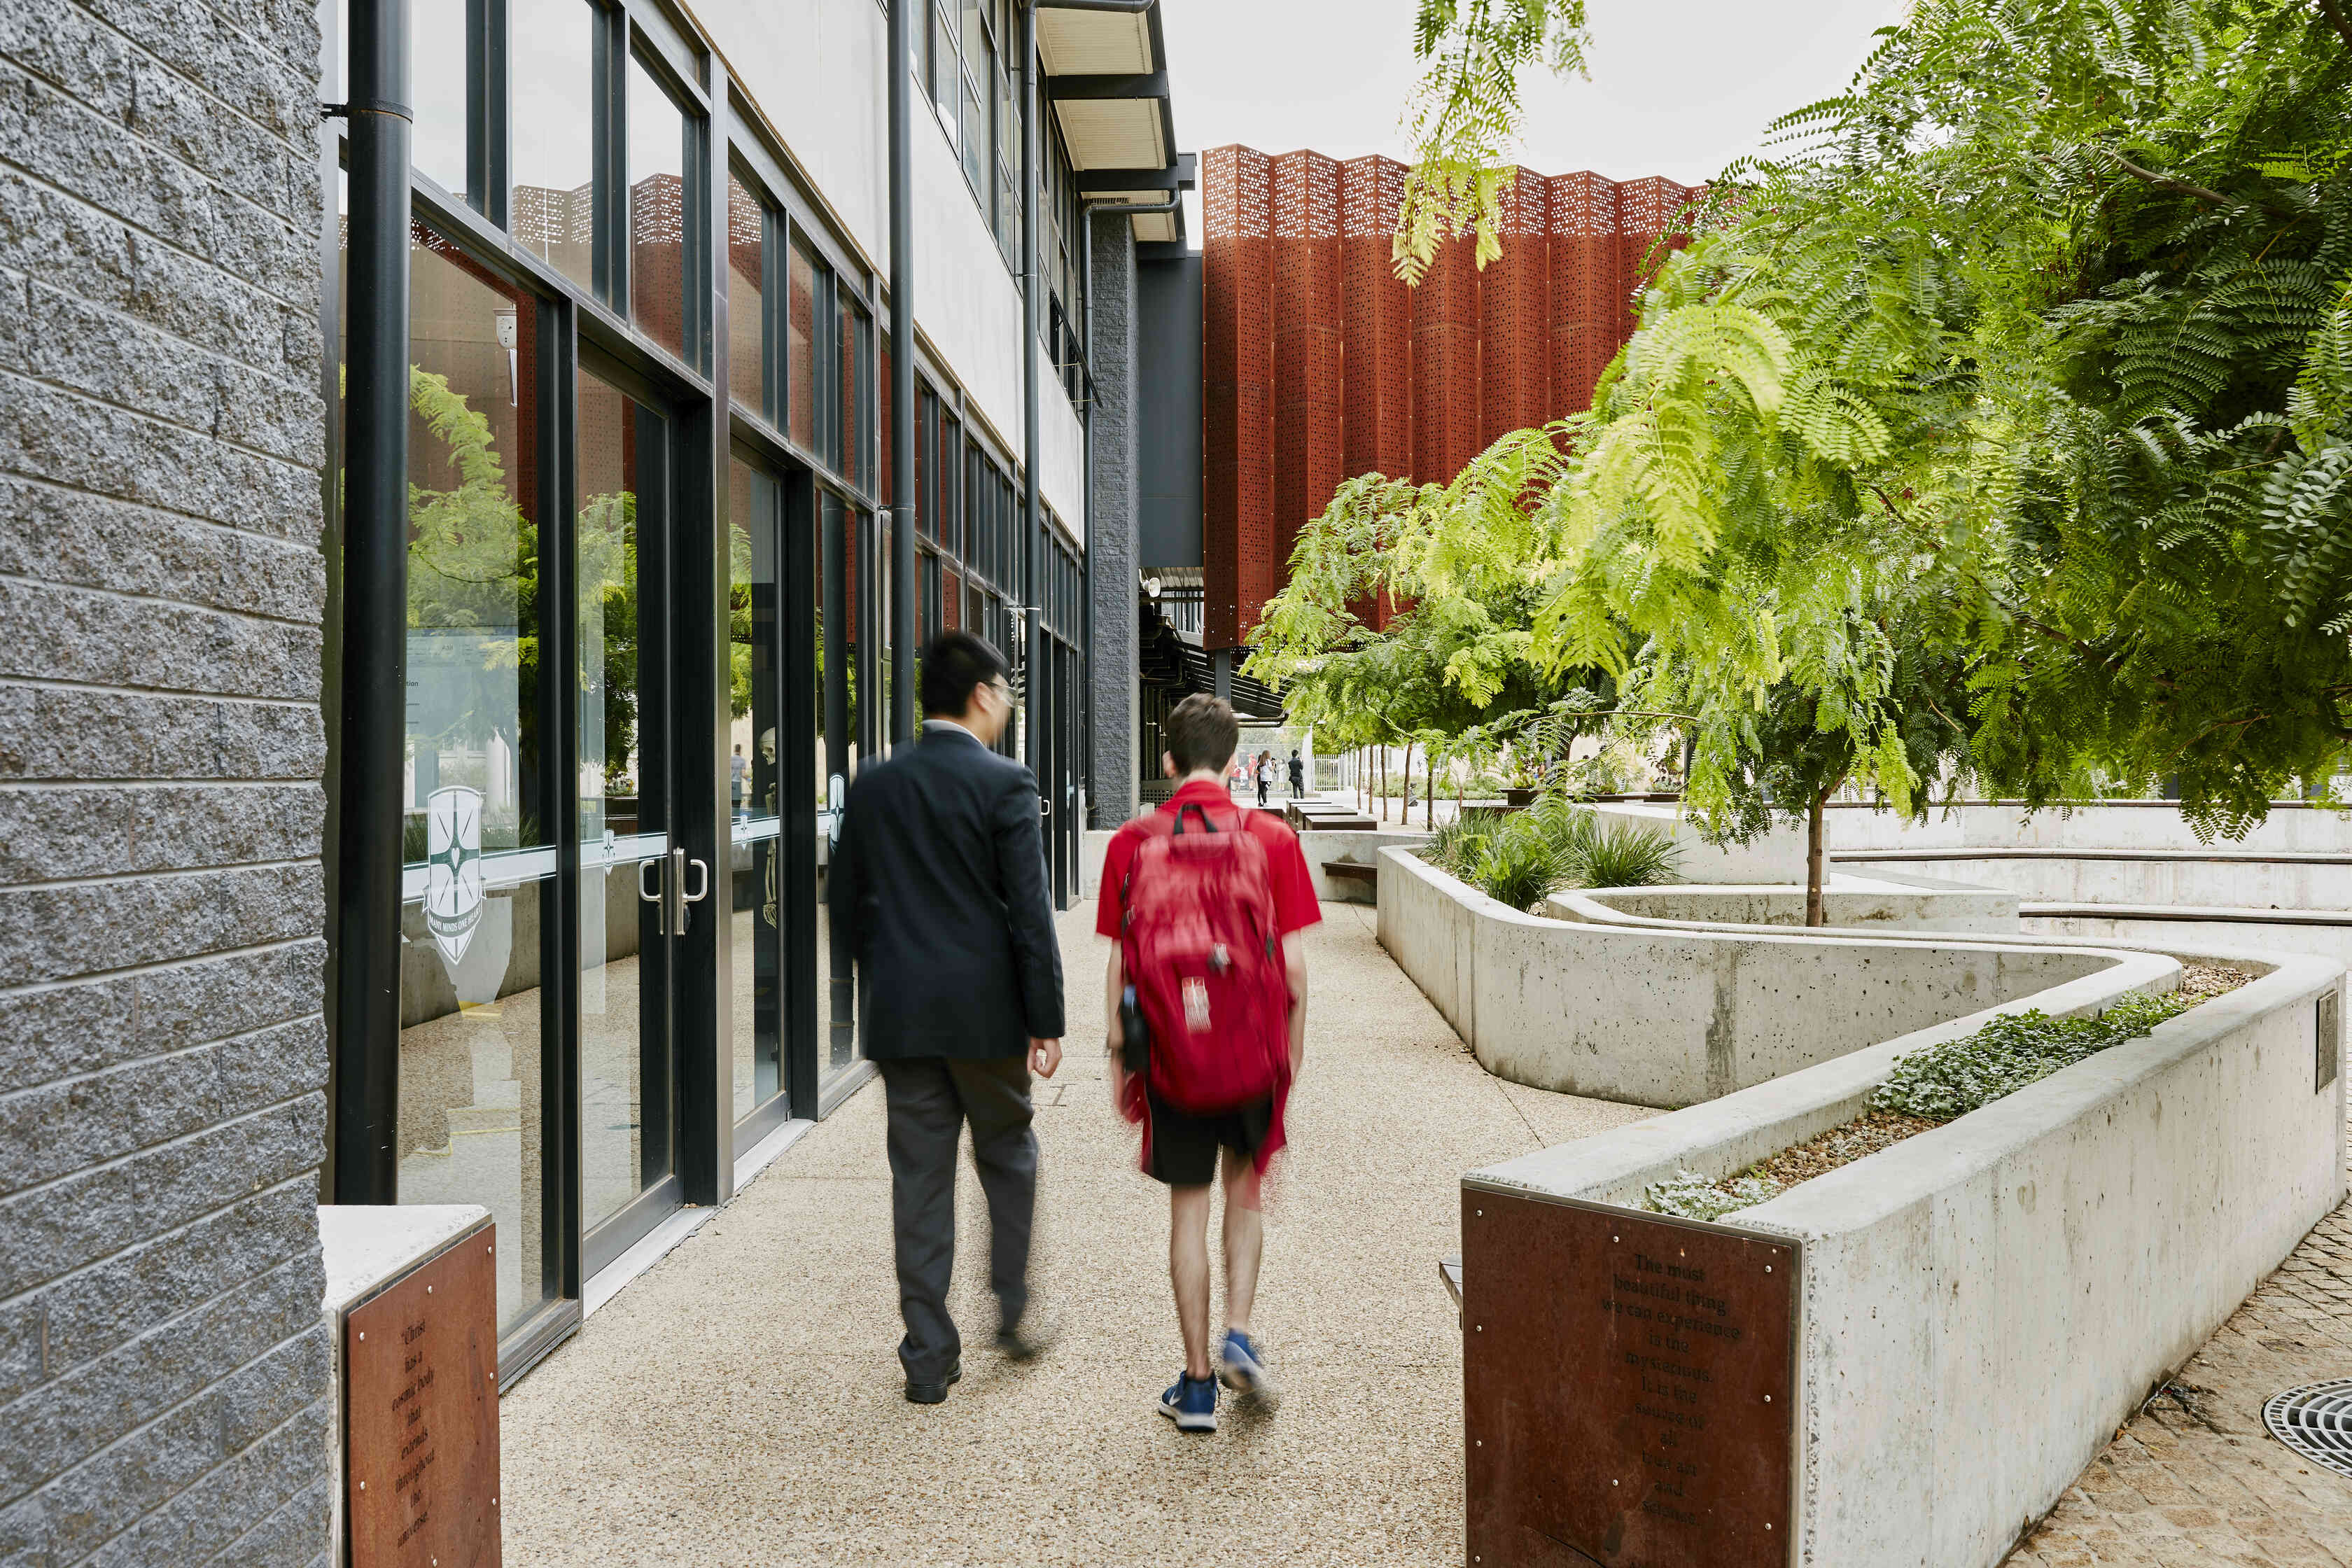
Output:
[827, 630, 1065, 1403]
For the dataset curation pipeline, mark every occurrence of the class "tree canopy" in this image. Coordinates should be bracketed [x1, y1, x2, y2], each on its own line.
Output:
[1322, 0, 2352, 848]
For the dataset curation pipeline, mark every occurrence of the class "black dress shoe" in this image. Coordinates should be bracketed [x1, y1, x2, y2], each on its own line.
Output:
[904, 1364, 962, 1404]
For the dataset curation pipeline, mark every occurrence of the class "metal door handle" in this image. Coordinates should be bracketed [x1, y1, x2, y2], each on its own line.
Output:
[638, 858, 662, 905]
[1040, 797, 1052, 817]
[682, 855, 709, 904]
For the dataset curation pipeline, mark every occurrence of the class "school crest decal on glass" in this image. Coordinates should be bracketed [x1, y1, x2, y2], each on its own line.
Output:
[424, 784, 485, 969]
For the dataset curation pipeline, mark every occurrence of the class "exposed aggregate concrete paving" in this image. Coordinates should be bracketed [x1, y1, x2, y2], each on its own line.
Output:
[498, 900, 1653, 1567]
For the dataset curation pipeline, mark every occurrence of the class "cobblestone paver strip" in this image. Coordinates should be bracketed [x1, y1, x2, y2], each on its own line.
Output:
[2006, 1105, 2352, 1567]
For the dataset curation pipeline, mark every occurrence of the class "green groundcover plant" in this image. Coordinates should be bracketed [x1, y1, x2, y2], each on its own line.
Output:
[1644, 990, 2190, 1219]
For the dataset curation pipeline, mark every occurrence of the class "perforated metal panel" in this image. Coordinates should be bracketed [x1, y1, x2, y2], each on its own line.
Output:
[1481, 168, 1550, 450]
[1202, 145, 1271, 652]
[1200, 149, 1690, 648]
[1272, 151, 1343, 584]
[1550, 170, 1620, 416]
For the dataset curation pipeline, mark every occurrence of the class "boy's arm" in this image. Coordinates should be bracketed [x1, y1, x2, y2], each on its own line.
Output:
[1283, 930, 1308, 1075]
[1105, 944, 1128, 1102]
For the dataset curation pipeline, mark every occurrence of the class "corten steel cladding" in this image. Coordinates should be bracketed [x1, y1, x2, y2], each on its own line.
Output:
[1481, 169, 1552, 451]
[1203, 145, 1273, 650]
[1200, 146, 1700, 650]
[345, 1226, 502, 1567]
[1270, 151, 1343, 587]
[1461, 1188, 1795, 1568]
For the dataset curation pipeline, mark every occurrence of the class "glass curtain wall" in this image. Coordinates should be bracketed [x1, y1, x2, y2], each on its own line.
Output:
[510, 0, 596, 293]
[728, 459, 785, 1130]
[332, 0, 1060, 1374]
[395, 229, 557, 1338]
[574, 370, 675, 1238]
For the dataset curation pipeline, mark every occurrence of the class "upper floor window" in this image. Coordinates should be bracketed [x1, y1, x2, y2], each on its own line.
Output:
[627, 51, 693, 360]
[785, 232, 819, 450]
[727, 172, 774, 422]
[509, 0, 596, 294]
[387, 0, 710, 371]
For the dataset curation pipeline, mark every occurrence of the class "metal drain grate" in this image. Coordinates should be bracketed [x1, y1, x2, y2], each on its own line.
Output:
[2263, 1380, 2352, 1479]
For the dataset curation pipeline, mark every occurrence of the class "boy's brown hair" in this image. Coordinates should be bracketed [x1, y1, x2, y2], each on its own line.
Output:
[1164, 694, 1240, 778]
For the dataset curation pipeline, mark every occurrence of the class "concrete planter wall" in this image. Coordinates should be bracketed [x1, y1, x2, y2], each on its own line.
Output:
[1825, 799, 2352, 854]
[1467, 946, 2346, 1567]
[1377, 850, 2125, 1107]
[1842, 848, 2352, 911]
[1574, 869, 2018, 933]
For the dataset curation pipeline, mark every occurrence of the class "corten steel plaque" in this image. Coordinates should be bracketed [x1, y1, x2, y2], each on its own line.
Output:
[345, 1227, 502, 1568]
[1462, 1187, 1795, 1568]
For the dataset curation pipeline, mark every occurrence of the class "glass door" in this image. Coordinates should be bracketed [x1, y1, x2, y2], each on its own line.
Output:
[576, 365, 693, 1273]
[729, 456, 790, 1146]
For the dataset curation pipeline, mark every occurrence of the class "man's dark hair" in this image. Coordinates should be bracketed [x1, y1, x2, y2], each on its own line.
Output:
[1164, 694, 1239, 776]
[919, 630, 1009, 718]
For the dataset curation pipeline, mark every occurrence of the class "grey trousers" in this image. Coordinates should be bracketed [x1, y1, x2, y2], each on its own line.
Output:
[877, 1054, 1037, 1383]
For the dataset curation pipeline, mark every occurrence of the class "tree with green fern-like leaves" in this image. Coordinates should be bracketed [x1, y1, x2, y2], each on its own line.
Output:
[1386, 0, 2352, 848]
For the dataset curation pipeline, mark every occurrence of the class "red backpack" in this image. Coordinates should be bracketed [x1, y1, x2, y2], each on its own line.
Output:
[1119, 802, 1290, 1113]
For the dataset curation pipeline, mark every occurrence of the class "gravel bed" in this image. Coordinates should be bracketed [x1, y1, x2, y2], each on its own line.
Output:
[2174, 961, 2262, 1006]
[1741, 1111, 1944, 1191]
[1649, 961, 2260, 1221]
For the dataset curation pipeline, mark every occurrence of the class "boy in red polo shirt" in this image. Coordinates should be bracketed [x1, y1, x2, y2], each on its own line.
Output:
[1098, 695, 1319, 1432]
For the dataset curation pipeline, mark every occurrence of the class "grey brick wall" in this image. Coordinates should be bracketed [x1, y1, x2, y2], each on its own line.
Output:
[0, 0, 333, 1564]
[1088, 213, 1140, 827]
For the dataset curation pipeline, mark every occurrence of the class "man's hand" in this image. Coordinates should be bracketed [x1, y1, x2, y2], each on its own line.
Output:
[1030, 1037, 1063, 1079]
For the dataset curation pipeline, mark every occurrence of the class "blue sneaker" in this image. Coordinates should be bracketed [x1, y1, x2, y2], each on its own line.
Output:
[1157, 1372, 1218, 1432]
[1217, 1330, 1280, 1403]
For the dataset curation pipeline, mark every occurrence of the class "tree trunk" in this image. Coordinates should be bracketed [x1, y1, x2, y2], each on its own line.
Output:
[1426, 749, 1435, 829]
[1806, 788, 1830, 927]
[1379, 746, 1387, 821]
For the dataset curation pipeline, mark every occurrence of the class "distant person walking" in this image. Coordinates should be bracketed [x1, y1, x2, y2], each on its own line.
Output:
[1287, 749, 1305, 799]
[1100, 695, 1317, 1432]
[828, 631, 1065, 1404]
[1254, 750, 1274, 807]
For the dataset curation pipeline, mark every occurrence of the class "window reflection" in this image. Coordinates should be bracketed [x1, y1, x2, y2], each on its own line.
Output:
[786, 234, 817, 449]
[576, 372, 673, 1231]
[818, 493, 861, 1079]
[727, 174, 767, 419]
[510, 0, 596, 294]
[729, 460, 783, 1123]
[837, 298, 863, 482]
[396, 229, 552, 1338]
[411, 0, 469, 201]
[627, 52, 687, 359]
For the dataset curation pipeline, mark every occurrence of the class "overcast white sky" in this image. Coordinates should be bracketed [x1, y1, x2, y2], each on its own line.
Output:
[1160, 0, 1910, 241]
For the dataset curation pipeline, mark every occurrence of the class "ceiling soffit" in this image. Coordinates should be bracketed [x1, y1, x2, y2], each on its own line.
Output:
[1037, 8, 1153, 75]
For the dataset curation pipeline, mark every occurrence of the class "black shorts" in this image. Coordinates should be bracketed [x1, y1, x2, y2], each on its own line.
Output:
[1145, 1089, 1275, 1186]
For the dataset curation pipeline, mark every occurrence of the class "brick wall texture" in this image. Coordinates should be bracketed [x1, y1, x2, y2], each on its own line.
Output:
[1201, 146, 1700, 648]
[0, 2, 335, 1567]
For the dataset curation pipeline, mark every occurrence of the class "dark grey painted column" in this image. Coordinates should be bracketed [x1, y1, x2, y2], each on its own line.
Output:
[1086, 211, 1140, 826]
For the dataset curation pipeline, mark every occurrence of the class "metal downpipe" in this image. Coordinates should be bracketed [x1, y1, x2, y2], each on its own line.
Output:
[332, 0, 411, 1205]
[888, 0, 917, 745]
[1021, 0, 1044, 780]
